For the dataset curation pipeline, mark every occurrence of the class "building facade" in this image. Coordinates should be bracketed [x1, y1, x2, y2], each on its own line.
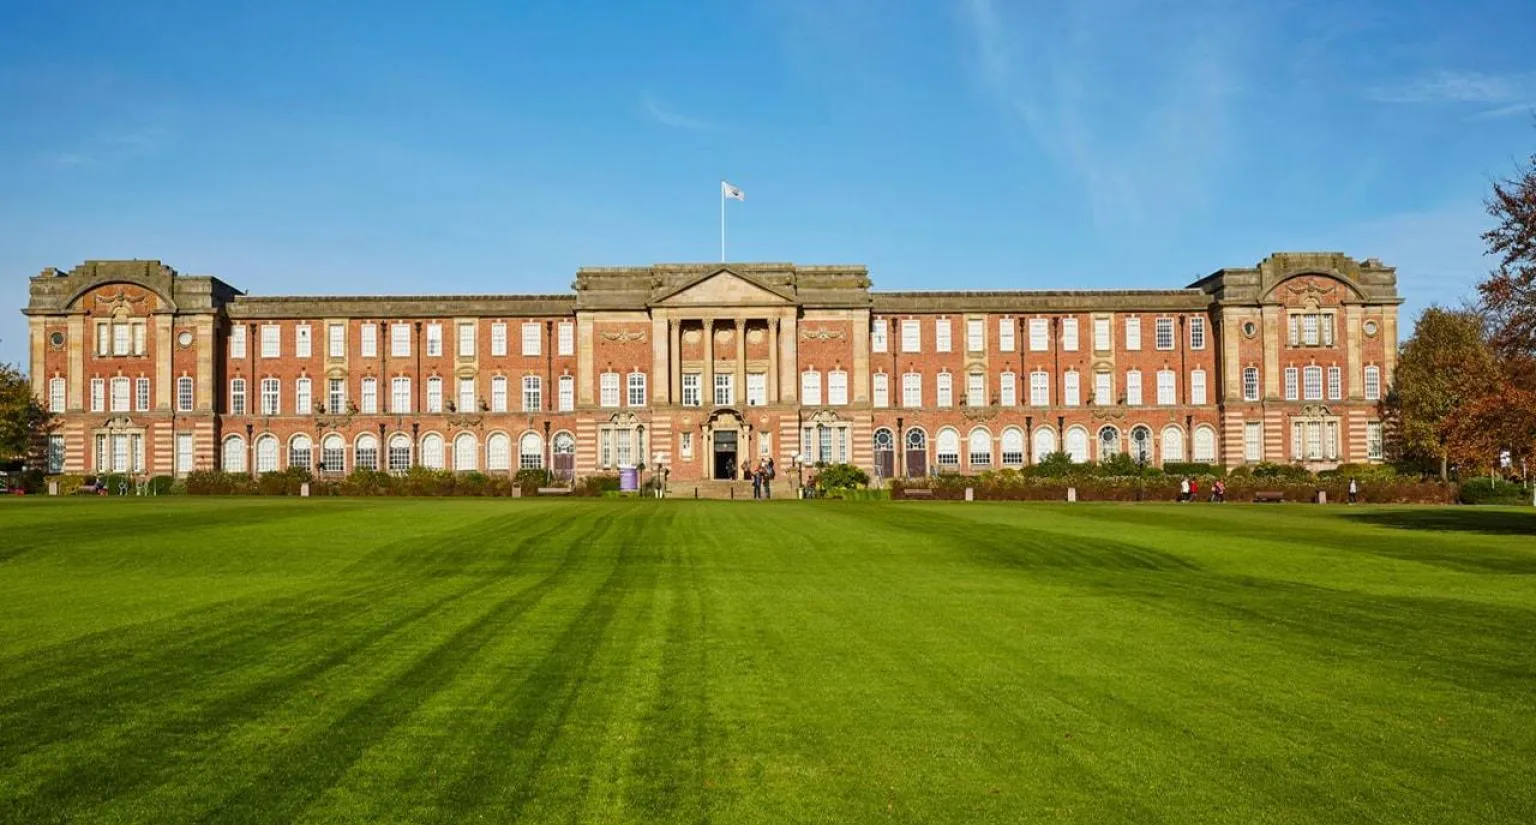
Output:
[23, 253, 1400, 482]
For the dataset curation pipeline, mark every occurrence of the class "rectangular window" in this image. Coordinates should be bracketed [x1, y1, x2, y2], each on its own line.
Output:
[1364, 366, 1381, 401]
[600, 373, 620, 408]
[491, 322, 508, 357]
[1302, 315, 1319, 347]
[133, 324, 146, 355]
[491, 376, 508, 412]
[680, 431, 693, 459]
[295, 377, 312, 414]
[522, 322, 541, 356]
[936, 373, 953, 408]
[176, 433, 193, 474]
[744, 372, 765, 406]
[1125, 317, 1141, 351]
[231, 325, 247, 359]
[714, 374, 734, 407]
[328, 378, 345, 413]
[1284, 367, 1299, 401]
[426, 324, 443, 357]
[230, 379, 247, 415]
[328, 324, 345, 358]
[1327, 367, 1342, 401]
[902, 373, 921, 408]
[1029, 372, 1049, 406]
[1028, 318, 1049, 351]
[1093, 317, 1112, 352]
[95, 323, 109, 355]
[1189, 316, 1206, 350]
[360, 378, 377, 414]
[966, 318, 984, 352]
[801, 371, 822, 406]
[177, 376, 194, 412]
[935, 319, 952, 353]
[426, 377, 443, 413]
[999, 372, 1017, 406]
[391, 324, 411, 357]
[390, 377, 411, 413]
[362, 323, 378, 358]
[1191, 370, 1207, 406]
[873, 373, 889, 408]
[295, 325, 312, 359]
[261, 378, 280, 415]
[1304, 367, 1323, 401]
[1154, 318, 1174, 350]
[681, 373, 701, 407]
[627, 372, 646, 407]
[1156, 370, 1176, 406]
[1064, 372, 1081, 407]
[558, 322, 574, 356]
[458, 323, 476, 358]
[901, 320, 921, 352]
[558, 375, 574, 411]
[48, 433, 65, 473]
[523, 376, 542, 412]
[49, 377, 66, 412]
[459, 377, 477, 412]
[999, 318, 1016, 352]
[110, 377, 130, 412]
[965, 371, 985, 407]
[1125, 370, 1142, 406]
[135, 377, 150, 412]
[828, 371, 848, 406]
[113, 323, 130, 356]
[1244, 421, 1263, 462]
[872, 319, 888, 353]
[1323, 315, 1335, 346]
[1062, 318, 1079, 351]
[261, 324, 280, 358]
[1243, 367, 1260, 402]
[1367, 421, 1384, 460]
[1094, 372, 1112, 406]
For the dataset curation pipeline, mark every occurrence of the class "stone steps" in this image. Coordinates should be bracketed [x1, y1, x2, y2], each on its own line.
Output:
[675, 479, 780, 500]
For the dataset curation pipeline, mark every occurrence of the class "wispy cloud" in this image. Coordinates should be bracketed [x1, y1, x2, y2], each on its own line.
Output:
[640, 92, 713, 131]
[1366, 70, 1525, 104]
[959, 0, 1251, 233]
[1473, 102, 1535, 120]
[35, 127, 172, 170]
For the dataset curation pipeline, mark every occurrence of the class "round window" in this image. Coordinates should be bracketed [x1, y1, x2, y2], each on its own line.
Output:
[48, 331, 65, 348]
[177, 330, 194, 347]
[1242, 321, 1258, 338]
[1363, 320, 1379, 338]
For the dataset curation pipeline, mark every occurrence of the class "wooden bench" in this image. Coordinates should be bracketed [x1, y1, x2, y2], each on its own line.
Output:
[903, 488, 935, 500]
[536, 487, 572, 496]
[1253, 491, 1284, 503]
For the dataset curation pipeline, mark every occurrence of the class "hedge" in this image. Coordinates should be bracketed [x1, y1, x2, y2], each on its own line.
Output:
[892, 474, 1459, 504]
[1459, 479, 1532, 506]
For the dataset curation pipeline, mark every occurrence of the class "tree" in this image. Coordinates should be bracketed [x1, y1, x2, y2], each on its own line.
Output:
[1383, 308, 1499, 480]
[0, 363, 54, 472]
[1481, 148, 1536, 359]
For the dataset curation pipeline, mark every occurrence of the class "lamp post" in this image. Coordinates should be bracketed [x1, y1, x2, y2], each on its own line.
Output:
[795, 452, 806, 498]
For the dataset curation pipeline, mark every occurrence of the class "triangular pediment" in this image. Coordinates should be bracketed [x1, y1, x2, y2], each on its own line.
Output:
[651, 268, 795, 307]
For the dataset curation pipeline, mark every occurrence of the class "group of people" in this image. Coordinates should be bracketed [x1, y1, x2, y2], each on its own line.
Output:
[742, 458, 777, 499]
[1178, 477, 1225, 503]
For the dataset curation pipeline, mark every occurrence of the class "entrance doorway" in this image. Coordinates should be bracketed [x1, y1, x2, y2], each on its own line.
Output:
[905, 428, 928, 478]
[873, 428, 895, 480]
[713, 430, 738, 479]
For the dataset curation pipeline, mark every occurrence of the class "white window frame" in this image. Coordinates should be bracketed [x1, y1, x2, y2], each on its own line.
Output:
[627, 372, 646, 407]
[746, 372, 767, 406]
[999, 371, 1017, 407]
[49, 377, 67, 412]
[936, 372, 953, 408]
[522, 322, 541, 357]
[1191, 369, 1207, 406]
[1125, 317, 1141, 351]
[901, 320, 921, 353]
[360, 378, 377, 414]
[827, 370, 848, 406]
[801, 370, 822, 406]
[1155, 318, 1174, 351]
[558, 375, 574, 411]
[902, 372, 921, 408]
[260, 324, 280, 358]
[1327, 366, 1342, 401]
[872, 319, 888, 353]
[491, 376, 508, 412]
[713, 374, 734, 407]
[965, 372, 984, 407]
[1189, 316, 1206, 350]
[1125, 370, 1142, 406]
[459, 376, 477, 411]
[1156, 370, 1176, 406]
[1364, 366, 1381, 401]
[1061, 318, 1079, 351]
[557, 322, 574, 356]
[491, 322, 508, 357]
[1244, 421, 1263, 462]
[1028, 318, 1049, 351]
[872, 373, 890, 408]
[231, 325, 247, 359]
[390, 324, 411, 358]
[261, 377, 280, 416]
[1064, 371, 1081, 407]
[327, 324, 345, 358]
[1093, 317, 1112, 352]
[90, 378, 105, 412]
[295, 324, 312, 359]
[1243, 367, 1260, 402]
[426, 377, 443, 413]
[1303, 366, 1323, 401]
[935, 319, 952, 353]
[966, 318, 984, 352]
[1284, 367, 1299, 401]
[177, 375, 195, 412]
[999, 318, 1016, 352]
[458, 322, 476, 358]
[426, 323, 443, 357]
[1094, 372, 1112, 407]
[361, 323, 378, 358]
[110, 377, 130, 413]
[681, 373, 701, 407]
[600, 372, 620, 408]
[390, 377, 412, 414]
[295, 377, 312, 415]
[523, 376, 543, 412]
[1029, 371, 1049, 407]
[135, 377, 150, 412]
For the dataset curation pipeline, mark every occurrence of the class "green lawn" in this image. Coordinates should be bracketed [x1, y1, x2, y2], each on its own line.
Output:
[1, 499, 1533, 824]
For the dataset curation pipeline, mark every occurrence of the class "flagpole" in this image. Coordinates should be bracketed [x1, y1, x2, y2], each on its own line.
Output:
[720, 182, 726, 262]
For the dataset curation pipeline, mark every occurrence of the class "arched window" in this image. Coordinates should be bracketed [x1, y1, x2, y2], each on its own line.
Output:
[289, 435, 312, 470]
[1098, 426, 1120, 460]
[519, 432, 544, 469]
[320, 434, 345, 474]
[255, 435, 279, 474]
[905, 428, 927, 451]
[1130, 426, 1152, 463]
[223, 435, 247, 473]
[936, 428, 960, 468]
[387, 434, 412, 472]
[454, 433, 477, 471]
[1160, 426, 1185, 463]
[420, 433, 445, 470]
[552, 432, 576, 478]
[1001, 427, 1025, 466]
[873, 428, 894, 452]
[487, 433, 511, 471]
[903, 428, 928, 478]
[553, 432, 575, 455]
[1032, 427, 1057, 462]
[1064, 427, 1090, 463]
[1193, 426, 1218, 463]
[355, 434, 379, 471]
[968, 428, 992, 468]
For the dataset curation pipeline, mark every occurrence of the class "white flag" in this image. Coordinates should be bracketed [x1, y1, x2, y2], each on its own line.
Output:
[722, 180, 745, 201]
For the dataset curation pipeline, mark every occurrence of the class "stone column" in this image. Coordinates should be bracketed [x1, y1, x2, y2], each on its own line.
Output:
[779, 314, 798, 402]
[669, 318, 682, 406]
[768, 314, 780, 403]
[67, 315, 85, 411]
[651, 314, 669, 406]
[702, 318, 714, 409]
[155, 314, 174, 411]
[735, 317, 746, 406]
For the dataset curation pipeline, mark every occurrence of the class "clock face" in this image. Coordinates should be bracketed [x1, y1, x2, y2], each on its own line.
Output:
[177, 330, 194, 347]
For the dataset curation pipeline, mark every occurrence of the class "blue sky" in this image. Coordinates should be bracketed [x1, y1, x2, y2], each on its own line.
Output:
[3, 0, 1534, 368]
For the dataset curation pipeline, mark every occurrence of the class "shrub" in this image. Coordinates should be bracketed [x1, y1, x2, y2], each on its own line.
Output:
[1459, 478, 1531, 506]
[514, 467, 554, 496]
[1248, 462, 1314, 481]
[147, 475, 178, 495]
[97, 473, 133, 495]
[1162, 462, 1225, 478]
[46, 474, 88, 496]
[1029, 451, 1076, 478]
[814, 463, 870, 491]
[575, 474, 621, 497]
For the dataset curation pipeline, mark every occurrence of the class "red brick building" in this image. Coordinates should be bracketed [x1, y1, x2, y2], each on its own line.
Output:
[23, 253, 1399, 483]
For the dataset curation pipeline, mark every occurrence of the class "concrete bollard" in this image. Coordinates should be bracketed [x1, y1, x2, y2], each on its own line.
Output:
[48, 481, 58, 496]
[300, 482, 310, 498]
[1067, 487, 1077, 502]
[1316, 490, 1327, 505]
[964, 487, 974, 502]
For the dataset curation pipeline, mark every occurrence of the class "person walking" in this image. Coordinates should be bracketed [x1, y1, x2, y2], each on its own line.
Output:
[763, 458, 774, 499]
[1212, 479, 1226, 503]
[1190, 478, 1199, 502]
[751, 463, 763, 499]
[1348, 477, 1359, 505]
[1179, 476, 1190, 503]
